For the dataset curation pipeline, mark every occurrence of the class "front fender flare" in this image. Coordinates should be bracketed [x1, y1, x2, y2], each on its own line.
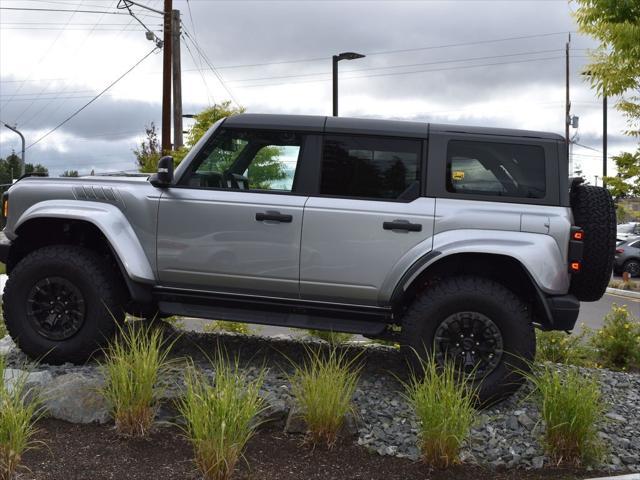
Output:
[14, 200, 155, 284]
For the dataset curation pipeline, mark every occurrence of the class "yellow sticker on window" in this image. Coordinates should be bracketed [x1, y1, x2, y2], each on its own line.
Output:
[452, 170, 465, 181]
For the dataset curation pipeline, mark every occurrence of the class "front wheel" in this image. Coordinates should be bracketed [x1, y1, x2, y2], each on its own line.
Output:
[401, 276, 535, 405]
[3, 245, 126, 364]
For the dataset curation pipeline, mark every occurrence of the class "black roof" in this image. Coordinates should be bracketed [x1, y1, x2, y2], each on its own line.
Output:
[223, 113, 564, 140]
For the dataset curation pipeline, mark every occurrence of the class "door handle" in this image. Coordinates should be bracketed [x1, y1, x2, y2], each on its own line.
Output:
[383, 220, 422, 232]
[256, 212, 293, 223]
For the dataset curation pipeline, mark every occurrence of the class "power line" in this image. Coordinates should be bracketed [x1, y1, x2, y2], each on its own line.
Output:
[0, 6, 129, 14]
[226, 48, 566, 84]
[181, 26, 241, 107]
[26, 47, 159, 150]
[235, 55, 565, 88]
[181, 33, 215, 105]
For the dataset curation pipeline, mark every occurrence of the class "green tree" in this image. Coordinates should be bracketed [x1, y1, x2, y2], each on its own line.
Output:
[25, 163, 48, 176]
[60, 170, 79, 177]
[574, 0, 640, 196]
[134, 122, 162, 174]
[135, 102, 285, 188]
[0, 152, 48, 183]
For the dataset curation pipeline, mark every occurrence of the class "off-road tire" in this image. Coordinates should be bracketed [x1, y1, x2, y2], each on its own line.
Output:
[3, 245, 126, 364]
[401, 276, 535, 406]
[570, 184, 616, 301]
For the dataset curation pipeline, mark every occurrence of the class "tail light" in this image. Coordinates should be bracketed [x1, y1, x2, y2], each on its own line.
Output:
[616, 248, 624, 254]
[568, 226, 584, 273]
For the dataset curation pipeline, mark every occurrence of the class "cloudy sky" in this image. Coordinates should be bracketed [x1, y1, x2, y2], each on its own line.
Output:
[0, 0, 636, 181]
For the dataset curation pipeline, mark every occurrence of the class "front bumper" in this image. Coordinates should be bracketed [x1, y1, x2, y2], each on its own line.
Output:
[0, 230, 11, 265]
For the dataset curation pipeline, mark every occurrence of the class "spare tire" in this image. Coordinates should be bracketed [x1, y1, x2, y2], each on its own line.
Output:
[569, 184, 616, 301]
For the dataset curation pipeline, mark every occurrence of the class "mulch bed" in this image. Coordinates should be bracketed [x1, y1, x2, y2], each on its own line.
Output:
[20, 419, 603, 480]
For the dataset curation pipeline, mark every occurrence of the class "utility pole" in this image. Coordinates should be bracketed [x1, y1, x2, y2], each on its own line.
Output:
[603, 94, 607, 188]
[3, 123, 25, 177]
[161, 0, 173, 153]
[565, 34, 571, 146]
[171, 9, 183, 150]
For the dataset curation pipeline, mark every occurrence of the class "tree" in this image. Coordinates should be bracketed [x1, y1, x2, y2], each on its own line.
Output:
[61, 170, 79, 177]
[574, 0, 640, 195]
[0, 152, 48, 184]
[134, 122, 162, 174]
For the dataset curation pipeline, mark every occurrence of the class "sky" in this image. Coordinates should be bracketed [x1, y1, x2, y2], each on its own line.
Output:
[0, 0, 637, 182]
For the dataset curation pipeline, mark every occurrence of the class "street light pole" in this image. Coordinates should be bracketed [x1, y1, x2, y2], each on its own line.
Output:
[3, 123, 25, 177]
[332, 51, 365, 117]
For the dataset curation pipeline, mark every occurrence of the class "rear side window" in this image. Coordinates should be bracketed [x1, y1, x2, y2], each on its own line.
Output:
[320, 135, 421, 200]
[447, 140, 546, 199]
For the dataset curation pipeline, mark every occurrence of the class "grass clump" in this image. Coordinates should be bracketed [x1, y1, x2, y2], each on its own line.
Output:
[178, 354, 264, 480]
[609, 279, 639, 291]
[590, 304, 640, 371]
[307, 329, 354, 346]
[289, 347, 361, 448]
[101, 323, 174, 437]
[204, 321, 251, 335]
[529, 365, 604, 464]
[535, 330, 593, 366]
[403, 355, 477, 468]
[0, 357, 42, 480]
[0, 316, 6, 339]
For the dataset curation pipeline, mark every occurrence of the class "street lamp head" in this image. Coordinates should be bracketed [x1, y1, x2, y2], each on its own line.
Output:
[336, 52, 366, 61]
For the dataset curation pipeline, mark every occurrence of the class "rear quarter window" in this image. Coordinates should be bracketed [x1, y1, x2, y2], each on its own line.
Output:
[446, 140, 546, 199]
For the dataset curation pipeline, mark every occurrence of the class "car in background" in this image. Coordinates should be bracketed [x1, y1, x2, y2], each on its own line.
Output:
[617, 222, 640, 242]
[614, 237, 640, 277]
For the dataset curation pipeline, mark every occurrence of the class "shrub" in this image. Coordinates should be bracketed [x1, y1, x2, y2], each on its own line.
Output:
[590, 305, 640, 370]
[204, 321, 251, 335]
[289, 347, 361, 448]
[403, 355, 477, 468]
[100, 323, 174, 436]
[178, 355, 264, 480]
[535, 330, 594, 366]
[307, 329, 354, 346]
[529, 365, 604, 464]
[0, 315, 6, 339]
[0, 357, 42, 480]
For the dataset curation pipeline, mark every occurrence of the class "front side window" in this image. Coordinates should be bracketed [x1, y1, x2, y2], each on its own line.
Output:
[447, 140, 546, 199]
[181, 128, 303, 192]
[320, 135, 421, 200]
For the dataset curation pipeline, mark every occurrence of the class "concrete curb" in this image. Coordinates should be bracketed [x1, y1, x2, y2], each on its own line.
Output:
[584, 474, 640, 480]
[606, 287, 640, 300]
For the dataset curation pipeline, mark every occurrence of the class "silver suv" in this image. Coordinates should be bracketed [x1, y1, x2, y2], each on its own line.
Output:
[0, 114, 616, 403]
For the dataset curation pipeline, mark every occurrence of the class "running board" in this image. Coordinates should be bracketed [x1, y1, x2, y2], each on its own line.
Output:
[154, 287, 391, 336]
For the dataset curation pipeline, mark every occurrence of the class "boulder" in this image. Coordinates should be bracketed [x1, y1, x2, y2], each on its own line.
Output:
[42, 372, 110, 424]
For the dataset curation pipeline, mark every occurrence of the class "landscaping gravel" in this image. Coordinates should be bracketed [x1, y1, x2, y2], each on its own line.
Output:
[2, 328, 639, 473]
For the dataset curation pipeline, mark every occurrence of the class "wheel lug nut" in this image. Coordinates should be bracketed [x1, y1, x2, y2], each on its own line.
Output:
[460, 334, 464, 338]
[470, 334, 474, 338]
[455, 343, 460, 347]
[476, 342, 479, 346]
[471, 351, 475, 355]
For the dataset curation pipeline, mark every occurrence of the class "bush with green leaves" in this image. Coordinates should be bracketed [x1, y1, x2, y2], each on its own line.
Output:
[289, 347, 361, 448]
[591, 304, 640, 371]
[307, 329, 354, 346]
[0, 357, 43, 480]
[178, 354, 264, 480]
[528, 365, 604, 464]
[403, 355, 477, 468]
[535, 330, 594, 366]
[204, 321, 251, 335]
[100, 323, 174, 437]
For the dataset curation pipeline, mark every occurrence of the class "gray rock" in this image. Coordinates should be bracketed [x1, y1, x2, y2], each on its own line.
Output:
[532, 456, 545, 469]
[284, 407, 306, 434]
[517, 413, 535, 429]
[506, 415, 519, 430]
[605, 412, 626, 422]
[3, 368, 53, 398]
[42, 372, 110, 424]
[0, 335, 15, 356]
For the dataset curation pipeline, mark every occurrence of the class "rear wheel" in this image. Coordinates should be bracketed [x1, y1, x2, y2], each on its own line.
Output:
[3, 245, 126, 364]
[623, 259, 640, 277]
[401, 276, 535, 405]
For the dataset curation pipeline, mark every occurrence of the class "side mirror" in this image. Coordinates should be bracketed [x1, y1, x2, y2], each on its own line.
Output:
[149, 156, 174, 187]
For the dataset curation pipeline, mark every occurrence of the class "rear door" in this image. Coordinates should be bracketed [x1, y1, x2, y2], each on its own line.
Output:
[300, 133, 435, 306]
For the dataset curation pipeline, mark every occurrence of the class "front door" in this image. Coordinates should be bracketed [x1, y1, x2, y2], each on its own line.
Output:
[156, 127, 311, 298]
